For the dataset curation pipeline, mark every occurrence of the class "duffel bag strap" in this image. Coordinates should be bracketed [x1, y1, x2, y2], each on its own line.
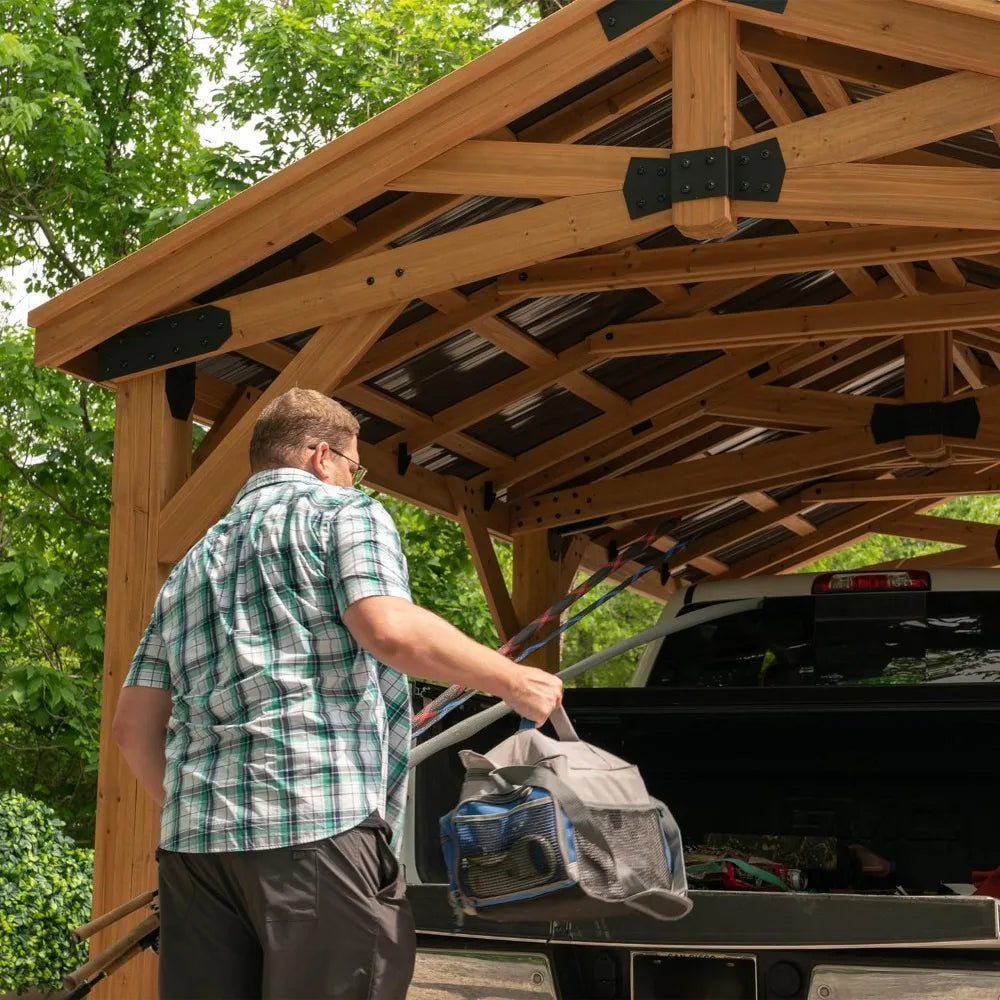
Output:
[491, 764, 646, 899]
[518, 706, 580, 742]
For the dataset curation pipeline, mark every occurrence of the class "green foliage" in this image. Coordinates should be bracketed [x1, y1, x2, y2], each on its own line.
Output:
[199, 0, 536, 173]
[0, 327, 113, 838]
[0, 0, 218, 295]
[0, 790, 93, 992]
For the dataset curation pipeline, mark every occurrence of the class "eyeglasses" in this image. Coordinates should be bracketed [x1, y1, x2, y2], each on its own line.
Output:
[308, 444, 367, 487]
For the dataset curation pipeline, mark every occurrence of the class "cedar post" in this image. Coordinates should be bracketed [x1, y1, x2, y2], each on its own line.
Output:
[904, 333, 955, 463]
[512, 531, 565, 672]
[90, 373, 191, 1000]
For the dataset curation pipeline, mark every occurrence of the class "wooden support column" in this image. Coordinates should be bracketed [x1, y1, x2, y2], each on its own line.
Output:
[447, 479, 519, 643]
[905, 332, 954, 462]
[92, 373, 192, 1000]
[671, 1, 737, 239]
[513, 532, 564, 672]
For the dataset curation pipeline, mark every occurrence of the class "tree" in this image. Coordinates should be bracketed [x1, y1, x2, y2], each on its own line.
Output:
[0, 327, 114, 839]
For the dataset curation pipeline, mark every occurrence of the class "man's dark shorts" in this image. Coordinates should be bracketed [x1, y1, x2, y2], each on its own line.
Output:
[156, 821, 415, 1000]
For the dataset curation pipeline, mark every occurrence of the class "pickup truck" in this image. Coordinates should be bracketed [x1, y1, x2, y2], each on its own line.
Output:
[401, 568, 1000, 1000]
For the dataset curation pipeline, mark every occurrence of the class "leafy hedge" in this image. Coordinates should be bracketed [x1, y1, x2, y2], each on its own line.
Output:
[0, 791, 92, 992]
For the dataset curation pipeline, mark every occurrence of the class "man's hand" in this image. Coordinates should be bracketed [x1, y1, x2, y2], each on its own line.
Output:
[501, 665, 563, 725]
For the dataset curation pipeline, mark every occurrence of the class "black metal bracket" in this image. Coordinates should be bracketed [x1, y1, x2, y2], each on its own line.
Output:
[606, 540, 620, 564]
[659, 558, 671, 587]
[732, 0, 787, 11]
[164, 364, 196, 422]
[397, 443, 411, 477]
[622, 138, 785, 220]
[598, 0, 783, 42]
[96, 306, 232, 380]
[869, 398, 981, 444]
[597, 0, 681, 40]
[482, 481, 497, 513]
[995, 528, 1000, 562]
[547, 528, 563, 563]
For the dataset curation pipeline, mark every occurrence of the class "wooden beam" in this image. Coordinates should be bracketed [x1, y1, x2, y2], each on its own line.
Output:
[732, 70, 1000, 170]
[741, 164, 1000, 230]
[886, 512, 1000, 548]
[803, 468, 1000, 502]
[723, 0, 1000, 77]
[703, 385, 882, 430]
[447, 479, 519, 642]
[591, 288, 1000, 356]
[500, 330, 896, 499]
[739, 23, 943, 91]
[736, 50, 805, 126]
[513, 532, 563, 672]
[904, 331, 954, 461]
[518, 56, 675, 144]
[721, 498, 920, 577]
[192, 386, 262, 470]
[501, 226, 1000, 297]
[671, 1, 737, 238]
[902, 0, 1000, 23]
[33, 0, 683, 369]
[158, 308, 402, 564]
[92, 373, 191, 999]
[388, 140, 657, 198]
[121, 192, 669, 371]
[511, 427, 899, 532]
[860, 545, 997, 572]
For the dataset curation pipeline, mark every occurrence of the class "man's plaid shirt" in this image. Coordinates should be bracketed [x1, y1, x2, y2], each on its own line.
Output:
[124, 468, 412, 853]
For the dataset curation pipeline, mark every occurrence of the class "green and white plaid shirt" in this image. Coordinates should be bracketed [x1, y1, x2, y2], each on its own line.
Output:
[124, 468, 412, 853]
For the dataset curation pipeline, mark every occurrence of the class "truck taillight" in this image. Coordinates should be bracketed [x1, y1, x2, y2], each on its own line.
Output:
[812, 570, 931, 594]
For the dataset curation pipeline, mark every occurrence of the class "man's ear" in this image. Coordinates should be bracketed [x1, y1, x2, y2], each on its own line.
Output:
[308, 441, 331, 481]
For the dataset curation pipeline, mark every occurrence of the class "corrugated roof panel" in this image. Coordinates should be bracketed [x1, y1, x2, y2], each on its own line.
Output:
[411, 445, 485, 480]
[465, 385, 602, 456]
[715, 523, 798, 565]
[369, 331, 526, 416]
[586, 351, 723, 401]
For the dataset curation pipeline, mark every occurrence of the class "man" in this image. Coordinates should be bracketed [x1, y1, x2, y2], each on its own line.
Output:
[113, 387, 563, 1000]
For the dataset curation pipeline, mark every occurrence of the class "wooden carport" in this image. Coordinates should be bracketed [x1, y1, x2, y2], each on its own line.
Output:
[29, 0, 1000, 992]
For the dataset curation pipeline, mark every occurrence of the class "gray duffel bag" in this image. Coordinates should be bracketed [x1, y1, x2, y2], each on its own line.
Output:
[440, 707, 692, 923]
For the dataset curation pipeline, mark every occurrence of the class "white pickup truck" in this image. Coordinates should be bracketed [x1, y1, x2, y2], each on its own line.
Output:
[403, 568, 1000, 1000]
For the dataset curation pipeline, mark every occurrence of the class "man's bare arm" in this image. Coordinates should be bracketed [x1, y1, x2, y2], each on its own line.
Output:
[112, 687, 172, 807]
[343, 595, 562, 724]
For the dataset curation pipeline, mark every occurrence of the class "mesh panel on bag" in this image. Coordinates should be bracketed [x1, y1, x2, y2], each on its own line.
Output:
[455, 798, 569, 900]
[576, 806, 672, 900]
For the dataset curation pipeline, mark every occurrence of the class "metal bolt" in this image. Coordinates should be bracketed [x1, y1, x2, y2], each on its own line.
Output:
[173, 346, 182, 355]
[739, 180, 751, 192]
[147, 352, 155, 361]
[740, 154, 750, 166]
[170, 320, 178, 329]
[657, 166, 667, 176]
[706, 154, 715, 165]
[706, 181, 716, 191]
[366, 276, 375, 285]
[657, 192, 667, 202]
[681, 183, 691, 194]
[395, 267, 404, 277]
[761, 148, 771, 159]
[120, 361, 128, 370]
[818, 987, 830, 999]
[605, 331, 614, 340]
[606, 15, 616, 25]
[197, 312, 205, 322]
[531, 973, 544, 986]
[217, 321, 225, 329]
[637, 165, 646, 176]
[681, 158, 692, 169]
[637, 198, 646, 208]
[761, 182, 772, 193]
[518, 271, 528, 281]
[201, 338, 209, 347]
